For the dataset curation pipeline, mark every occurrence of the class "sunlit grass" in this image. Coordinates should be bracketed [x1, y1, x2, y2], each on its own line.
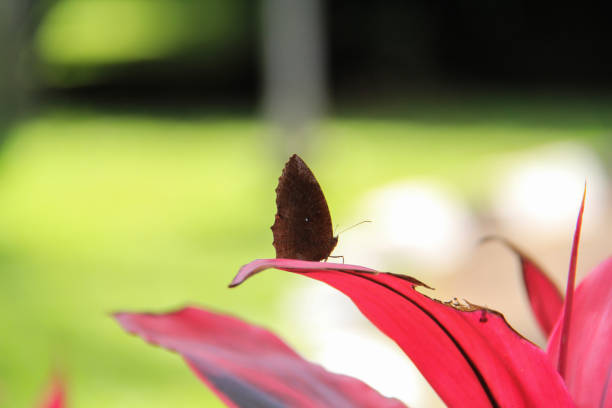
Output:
[0, 108, 608, 407]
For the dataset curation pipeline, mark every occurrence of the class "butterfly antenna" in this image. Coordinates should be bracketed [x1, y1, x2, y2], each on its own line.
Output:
[337, 220, 372, 235]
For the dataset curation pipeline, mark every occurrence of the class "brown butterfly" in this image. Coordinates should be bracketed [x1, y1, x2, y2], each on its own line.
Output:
[271, 154, 338, 261]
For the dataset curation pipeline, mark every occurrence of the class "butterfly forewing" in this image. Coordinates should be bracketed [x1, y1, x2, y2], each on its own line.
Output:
[271, 154, 338, 261]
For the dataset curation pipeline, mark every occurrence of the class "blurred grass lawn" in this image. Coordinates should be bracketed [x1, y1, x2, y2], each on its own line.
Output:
[0, 105, 610, 407]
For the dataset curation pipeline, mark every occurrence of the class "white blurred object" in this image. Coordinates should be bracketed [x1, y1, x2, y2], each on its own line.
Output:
[336, 181, 477, 275]
[316, 331, 429, 406]
[490, 142, 609, 240]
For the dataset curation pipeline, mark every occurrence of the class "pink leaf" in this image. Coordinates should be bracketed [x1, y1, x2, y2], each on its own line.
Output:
[115, 306, 406, 408]
[233, 259, 574, 408]
[229, 258, 379, 287]
[547, 257, 612, 407]
[38, 377, 65, 408]
[484, 237, 563, 337]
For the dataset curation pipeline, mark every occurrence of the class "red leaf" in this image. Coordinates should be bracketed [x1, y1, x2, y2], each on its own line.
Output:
[483, 237, 563, 337]
[547, 257, 612, 407]
[115, 306, 406, 408]
[554, 187, 586, 379]
[233, 259, 574, 408]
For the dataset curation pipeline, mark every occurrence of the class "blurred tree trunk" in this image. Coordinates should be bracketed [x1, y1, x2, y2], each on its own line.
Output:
[262, 0, 326, 157]
[0, 1, 29, 140]
[0, 0, 52, 144]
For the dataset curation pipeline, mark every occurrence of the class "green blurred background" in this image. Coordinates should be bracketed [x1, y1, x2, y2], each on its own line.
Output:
[1, 1, 611, 407]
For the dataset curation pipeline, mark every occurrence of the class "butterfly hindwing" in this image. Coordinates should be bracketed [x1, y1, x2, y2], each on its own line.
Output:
[271, 154, 337, 261]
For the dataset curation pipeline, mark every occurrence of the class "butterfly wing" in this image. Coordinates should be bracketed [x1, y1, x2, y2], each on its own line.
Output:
[271, 154, 338, 261]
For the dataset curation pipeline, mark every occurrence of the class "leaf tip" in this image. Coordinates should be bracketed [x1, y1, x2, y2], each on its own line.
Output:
[228, 277, 241, 288]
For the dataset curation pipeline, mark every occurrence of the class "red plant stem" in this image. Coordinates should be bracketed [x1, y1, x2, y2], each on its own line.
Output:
[558, 186, 586, 378]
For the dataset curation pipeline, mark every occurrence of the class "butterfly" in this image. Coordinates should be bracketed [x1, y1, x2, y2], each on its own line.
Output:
[271, 154, 338, 261]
